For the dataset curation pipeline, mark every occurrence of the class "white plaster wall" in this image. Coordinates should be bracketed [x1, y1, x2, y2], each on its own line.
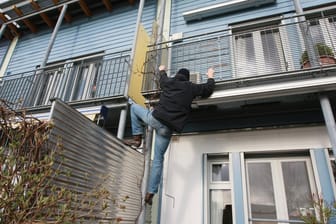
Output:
[159, 125, 331, 224]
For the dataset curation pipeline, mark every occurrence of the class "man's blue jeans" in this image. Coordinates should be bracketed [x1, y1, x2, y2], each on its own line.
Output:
[130, 103, 172, 194]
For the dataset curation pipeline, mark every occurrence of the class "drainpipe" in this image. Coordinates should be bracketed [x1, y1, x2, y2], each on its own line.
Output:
[319, 94, 336, 160]
[117, 0, 146, 139]
[33, 4, 68, 106]
[137, 126, 153, 224]
[137, 1, 166, 223]
[293, 0, 319, 67]
[0, 24, 7, 40]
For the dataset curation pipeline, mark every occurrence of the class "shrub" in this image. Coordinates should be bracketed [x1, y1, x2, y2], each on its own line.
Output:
[0, 100, 110, 224]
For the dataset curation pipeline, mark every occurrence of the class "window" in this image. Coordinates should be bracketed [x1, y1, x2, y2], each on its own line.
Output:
[232, 20, 286, 78]
[206, 155, 232, 224]
[246, 157, 317, 224]
[35, 54, 103, 105]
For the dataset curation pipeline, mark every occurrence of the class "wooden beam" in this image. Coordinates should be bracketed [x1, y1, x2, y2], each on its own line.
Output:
[0, 24, 10, 40]
[3, 27, 13, 40]
[13, 5, 38, 33]
[102, 0, 113, 12]
[0, 13, 20, 36]
[78, 0, 92, 17]
[30, 0, 55, 28]
[51, 0, 72, 23]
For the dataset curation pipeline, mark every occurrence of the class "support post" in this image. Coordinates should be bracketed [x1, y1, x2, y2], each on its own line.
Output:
[293, 0, 319, 67]
[117, 108, 127, 139]
[124, 0, 146, 98]
[0, 24, 7, 40]
[33, 4, 68, 106]
[117, 0, 146, 139]
[319, 94, 336, 160]
[41, 4, 68, 68]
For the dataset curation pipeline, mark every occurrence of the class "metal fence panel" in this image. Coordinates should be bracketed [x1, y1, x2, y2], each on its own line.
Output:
[48, 99, 144, 223]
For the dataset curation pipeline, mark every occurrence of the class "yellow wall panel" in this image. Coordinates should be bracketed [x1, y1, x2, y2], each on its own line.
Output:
[128, 24, 150, 107]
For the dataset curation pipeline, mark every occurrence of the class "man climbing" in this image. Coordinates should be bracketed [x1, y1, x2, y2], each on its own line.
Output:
[125, 65, 215, 205]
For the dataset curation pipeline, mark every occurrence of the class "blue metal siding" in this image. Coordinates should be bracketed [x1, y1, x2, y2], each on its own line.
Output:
[311, 149, 336, 203]
[170, 0, 333, 36]
[5, 0, 156, 75]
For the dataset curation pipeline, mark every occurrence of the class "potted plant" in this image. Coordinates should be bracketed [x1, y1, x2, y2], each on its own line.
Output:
[301, 43, 336, 68]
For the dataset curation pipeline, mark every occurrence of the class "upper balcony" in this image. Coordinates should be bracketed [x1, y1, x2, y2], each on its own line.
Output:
[142, 7, 336, 105]
[1, 7, 336, 111]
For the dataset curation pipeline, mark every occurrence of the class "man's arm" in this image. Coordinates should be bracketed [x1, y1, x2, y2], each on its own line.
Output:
[192, 67, 215, 98]
[158, 65, 169, 85]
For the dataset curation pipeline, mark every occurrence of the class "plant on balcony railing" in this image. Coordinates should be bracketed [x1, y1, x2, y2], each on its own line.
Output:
[301, 43, 336, 68]
[0, 100, 111, 224]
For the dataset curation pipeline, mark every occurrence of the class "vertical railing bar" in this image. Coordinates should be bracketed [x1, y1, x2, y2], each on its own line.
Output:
[69, 64, 80, 101]
[109, 57, 117, 96]
[95, 60, 105, 98]
[58, 67, 69, 101]
[100, 59, 109, 97]
[56, 69, 66, 101]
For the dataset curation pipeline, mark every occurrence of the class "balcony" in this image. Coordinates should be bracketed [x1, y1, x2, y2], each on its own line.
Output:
[0, 50, 130, 110]
[1, 8, 336, 111]
[142, 7, 336, 104]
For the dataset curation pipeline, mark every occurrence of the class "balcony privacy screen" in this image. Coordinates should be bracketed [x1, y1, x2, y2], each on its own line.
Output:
[48, 99, 144, 223]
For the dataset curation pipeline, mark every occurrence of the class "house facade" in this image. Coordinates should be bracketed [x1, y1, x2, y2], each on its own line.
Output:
[1, 0, 336, 224]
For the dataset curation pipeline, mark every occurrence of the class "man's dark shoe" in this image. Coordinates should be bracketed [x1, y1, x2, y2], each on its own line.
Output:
[124, 135, 142, 148]
[145, 192, 154, 205]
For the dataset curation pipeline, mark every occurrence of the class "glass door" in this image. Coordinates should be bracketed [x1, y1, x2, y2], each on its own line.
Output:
[246, 157, 317, 224]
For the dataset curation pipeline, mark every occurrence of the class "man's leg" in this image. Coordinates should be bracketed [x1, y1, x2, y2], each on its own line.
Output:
[125, 103, 151, 148]
[145, 132, 171, 205]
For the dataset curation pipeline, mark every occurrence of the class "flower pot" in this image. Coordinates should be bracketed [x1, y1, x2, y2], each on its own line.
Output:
[302, 56, 336, 68]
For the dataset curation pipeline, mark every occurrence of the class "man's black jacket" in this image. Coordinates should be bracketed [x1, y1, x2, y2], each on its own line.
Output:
[152, 70, 215, 132]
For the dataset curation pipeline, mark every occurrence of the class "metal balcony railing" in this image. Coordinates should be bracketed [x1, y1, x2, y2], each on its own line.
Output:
[0, 50, 131, 109]
[142, 7, 336, 92]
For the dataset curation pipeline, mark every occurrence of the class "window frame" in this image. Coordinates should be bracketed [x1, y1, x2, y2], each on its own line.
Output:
[204, 154, 233, 224]
[245, 156, 317, 223]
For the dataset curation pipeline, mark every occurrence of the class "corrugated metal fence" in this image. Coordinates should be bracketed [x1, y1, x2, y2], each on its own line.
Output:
[48, 99, 145, 223]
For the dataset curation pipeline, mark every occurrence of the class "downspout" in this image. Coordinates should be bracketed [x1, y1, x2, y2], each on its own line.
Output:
[319, 95, 336, 161]
[0, 24, 7, 40]
[33, 4, 68, 106]
[155, 1, 166, 223]
[293, 0, 319, 67]
[138, 1, 166, 223]
[117, 0, 146, 139]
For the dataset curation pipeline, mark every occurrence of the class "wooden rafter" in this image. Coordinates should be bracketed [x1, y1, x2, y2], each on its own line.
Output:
[0, 13, 20, 36]
[0, 24, 11, 40]
[51, 0, 72, 23]
[78, 0, 92, 17]
[4, 30, 13, 40]
[102, 0, 113, 12]
[13, 5, 37, 33]
[30, 0, 54, 28]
